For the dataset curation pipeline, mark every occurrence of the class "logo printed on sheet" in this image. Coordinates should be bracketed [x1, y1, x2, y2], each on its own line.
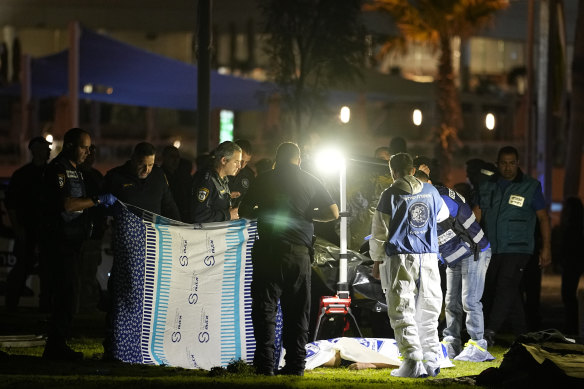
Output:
[178, 235, 189, 266]
[305, 342, 320, 358]
[408, 202, 430, 228]
[171, 308, 183, 343]
[509, 195, 525, 207]
[204, 234, 216, 266]
[206, 235, 216, 254]
[186, 348, 199, 368]
[199, 307, 210, 343]
[357, 338, 372, 349]
[188, 272, 199, 305]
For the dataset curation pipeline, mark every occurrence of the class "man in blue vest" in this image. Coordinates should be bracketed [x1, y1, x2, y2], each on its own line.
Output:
[370, 153, 449, 378]
[413, 166, 493, 362]
[473, 146, 551, 346]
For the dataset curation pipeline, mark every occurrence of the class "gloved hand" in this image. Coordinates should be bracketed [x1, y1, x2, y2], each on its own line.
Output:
[98, 193, 118, 208]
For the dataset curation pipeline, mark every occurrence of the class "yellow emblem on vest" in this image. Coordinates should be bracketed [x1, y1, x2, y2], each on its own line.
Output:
[198, 187, 210, 202]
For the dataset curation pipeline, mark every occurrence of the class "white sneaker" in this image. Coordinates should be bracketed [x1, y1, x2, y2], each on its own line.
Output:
[390, 359, 428, 378]
[453, 339, 495, 362]
[440, 336, 461, 359]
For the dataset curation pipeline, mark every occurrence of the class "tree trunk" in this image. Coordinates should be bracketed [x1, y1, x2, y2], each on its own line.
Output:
[434, 35, 463, 185]
[564, 0, 584, 197]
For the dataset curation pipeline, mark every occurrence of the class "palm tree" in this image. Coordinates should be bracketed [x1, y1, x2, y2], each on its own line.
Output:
[365, 0, 509, 184]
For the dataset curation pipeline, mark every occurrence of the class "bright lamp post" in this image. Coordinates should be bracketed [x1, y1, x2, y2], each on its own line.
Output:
[315, 148, 349, 295]
[312, 148, 363, 340]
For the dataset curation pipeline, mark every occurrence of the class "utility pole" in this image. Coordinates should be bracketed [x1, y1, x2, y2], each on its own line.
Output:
[536, 0, 553, 204]
[68, 21, 80, 130]
[197, 0, 212, 156]
[526, 0, 535, 175]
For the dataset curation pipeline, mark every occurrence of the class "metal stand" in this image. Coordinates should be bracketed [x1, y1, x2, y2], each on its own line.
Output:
[313, 295, 362, 341]
[313, 156, 362, 340]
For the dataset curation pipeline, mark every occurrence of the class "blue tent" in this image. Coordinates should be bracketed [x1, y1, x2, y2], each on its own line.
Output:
[1, 26, 389, 111]
[4, 27, 278, 111]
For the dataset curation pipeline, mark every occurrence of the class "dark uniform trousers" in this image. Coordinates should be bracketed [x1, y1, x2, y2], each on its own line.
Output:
[46, 236, 84, 343]
[251, 239, 311, 373]
[483, 252, 531, 334]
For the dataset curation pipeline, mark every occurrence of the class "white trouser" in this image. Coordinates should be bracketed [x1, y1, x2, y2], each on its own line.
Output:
[379, 253, 443, 361]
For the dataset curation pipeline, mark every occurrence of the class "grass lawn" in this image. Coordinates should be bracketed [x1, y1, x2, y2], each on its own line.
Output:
[0, 333, 507, 389]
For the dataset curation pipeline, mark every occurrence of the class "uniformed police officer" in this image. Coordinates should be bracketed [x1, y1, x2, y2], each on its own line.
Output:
[5, 136, 52, 311]
[228, 139, 255, 208]
[239, 142, 339, 376]
[42, 128, 117, 360]
[105, 142, 180, 220]
[160, 145, 193, 222]
[191, 141, 242, 223]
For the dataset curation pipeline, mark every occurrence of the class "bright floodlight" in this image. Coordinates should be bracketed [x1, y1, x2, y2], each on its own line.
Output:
[485, 113, 495, 130]
[339, 106, 351, 124]
[45, 134, 54, 149]
[83, 84, 93, 94]
[173, 139, 181, 149]
[315, 147, 345, 175]
[412, 109, 422, 126]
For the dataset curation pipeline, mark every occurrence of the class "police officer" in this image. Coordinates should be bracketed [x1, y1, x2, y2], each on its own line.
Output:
[160, 145, 193, 222]
[5, 136, 51, 311]
[239, 142, 339, 376]
[191, 141, 241, 223]
[42, 128, 116, 360]
[105, 142, 180, 220]
[228, 139, 255, 208]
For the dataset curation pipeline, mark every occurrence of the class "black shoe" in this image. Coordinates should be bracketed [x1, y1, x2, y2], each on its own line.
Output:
[253, 363, 274, 376]
[484, 329, 496, 347]
[43, 343, 83, 361]
[277, 366, 304, 376]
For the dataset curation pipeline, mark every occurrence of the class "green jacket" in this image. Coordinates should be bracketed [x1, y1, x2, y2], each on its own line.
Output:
[478, 170, 540, 254]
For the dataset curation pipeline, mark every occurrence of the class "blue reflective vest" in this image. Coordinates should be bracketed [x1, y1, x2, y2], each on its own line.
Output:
[435, 185, 490, 266]
[377, 181, 443, 256]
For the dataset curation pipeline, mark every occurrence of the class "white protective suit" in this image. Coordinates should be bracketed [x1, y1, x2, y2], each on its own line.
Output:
[370, 175, 449, 377]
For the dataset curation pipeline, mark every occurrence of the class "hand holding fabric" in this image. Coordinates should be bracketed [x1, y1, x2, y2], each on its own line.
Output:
[98, 193, 118, 208]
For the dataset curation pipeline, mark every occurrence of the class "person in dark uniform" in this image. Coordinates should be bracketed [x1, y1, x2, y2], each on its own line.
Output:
[105, 142, 180, 220]
[5, 136, 51, 311]
[228, 139, 255, 208]
[239, 142, 339, 376]
[161, 145, 193, 222]
[191, 141, 242, 223]
[77, 144, 107, 312]
[42, 128, 117, 360]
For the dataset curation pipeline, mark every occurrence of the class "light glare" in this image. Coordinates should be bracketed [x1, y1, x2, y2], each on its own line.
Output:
[339, 106, 350, 124]
[315, 148, 344, 175]
[485, 113, 495, 130]
[412, 109, 422, 126]
[173, 139, 181, 149]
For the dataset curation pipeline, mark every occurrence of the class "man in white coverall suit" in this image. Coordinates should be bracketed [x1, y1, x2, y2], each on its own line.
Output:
[370, 153, 449, 378]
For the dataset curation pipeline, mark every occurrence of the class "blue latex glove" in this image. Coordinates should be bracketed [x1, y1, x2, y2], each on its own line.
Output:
[98, 193, 118, 208]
